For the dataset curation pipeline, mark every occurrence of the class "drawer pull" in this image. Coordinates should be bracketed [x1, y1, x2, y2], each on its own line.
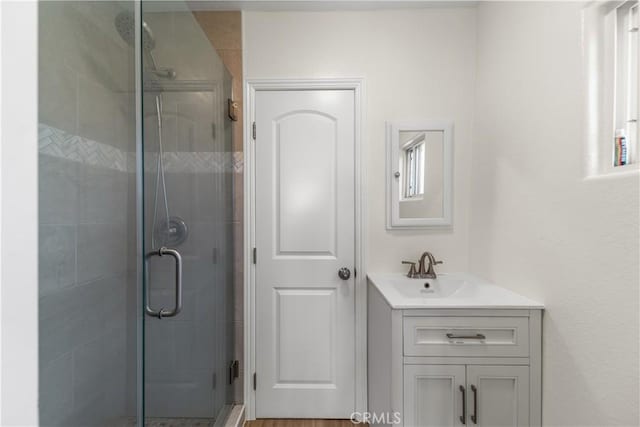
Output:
[446, 333, 486, 340]
[459, 385, 466, 424]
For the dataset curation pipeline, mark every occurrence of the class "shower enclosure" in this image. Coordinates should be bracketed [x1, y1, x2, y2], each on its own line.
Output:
[38, 1, 236, 425]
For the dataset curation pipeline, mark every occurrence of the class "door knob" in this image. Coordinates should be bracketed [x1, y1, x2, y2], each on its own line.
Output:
[338, 267, 351, 280]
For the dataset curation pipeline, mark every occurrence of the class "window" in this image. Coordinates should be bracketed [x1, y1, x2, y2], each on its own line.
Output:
[583, 1, 640, 175]
[614, 1, 639, 165]
[403, 137, 425, 198]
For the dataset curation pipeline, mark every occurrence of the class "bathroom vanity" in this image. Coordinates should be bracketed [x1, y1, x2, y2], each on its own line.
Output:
[367, 273, 543, 427]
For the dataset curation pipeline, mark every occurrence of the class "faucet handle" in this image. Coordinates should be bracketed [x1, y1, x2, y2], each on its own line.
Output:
[402, 261, 418, 278]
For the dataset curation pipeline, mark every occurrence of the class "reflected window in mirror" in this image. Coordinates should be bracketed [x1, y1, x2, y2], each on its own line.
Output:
[387, 121, 453, 229]
[403, 134, 425, 199]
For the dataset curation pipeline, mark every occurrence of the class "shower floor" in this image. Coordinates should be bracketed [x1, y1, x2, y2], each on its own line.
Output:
[144, 418, 217, 427]
[123, 417, 217, 427]
[121, 404, 236, 426]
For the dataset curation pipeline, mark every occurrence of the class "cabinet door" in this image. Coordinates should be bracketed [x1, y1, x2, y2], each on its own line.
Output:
[466, 366, 530, 427]
[403, 365, 466, 427]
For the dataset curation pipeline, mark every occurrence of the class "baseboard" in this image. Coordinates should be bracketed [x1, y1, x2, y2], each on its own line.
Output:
[225, 404, 245, 427]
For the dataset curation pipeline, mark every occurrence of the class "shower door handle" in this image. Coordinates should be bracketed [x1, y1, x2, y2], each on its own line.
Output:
[145, 247, 183, 319]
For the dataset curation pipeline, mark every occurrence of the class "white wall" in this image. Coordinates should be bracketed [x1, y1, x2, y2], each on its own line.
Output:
[470, 2, 639, 426]
[245, 5, 640, 425]
[244, 8, 477, 273]
[0, 1, 39, 424]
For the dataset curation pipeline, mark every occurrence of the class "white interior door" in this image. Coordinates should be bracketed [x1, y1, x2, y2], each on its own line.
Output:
[254, 89, 356, 418]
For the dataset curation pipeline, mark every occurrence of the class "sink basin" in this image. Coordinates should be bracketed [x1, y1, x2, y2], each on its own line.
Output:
[367, 272, 544, 309]
[389, 275, 467, 299]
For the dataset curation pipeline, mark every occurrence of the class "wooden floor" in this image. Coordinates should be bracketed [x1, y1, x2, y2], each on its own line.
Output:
[245, 420, 364, 427]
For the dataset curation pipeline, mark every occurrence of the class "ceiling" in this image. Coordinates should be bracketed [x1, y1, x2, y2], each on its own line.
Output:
[183, 0, 477, 11]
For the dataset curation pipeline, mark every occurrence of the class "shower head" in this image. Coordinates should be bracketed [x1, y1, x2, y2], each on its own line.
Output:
[115, 10, 156, 51]
[115, 10, 175, 80]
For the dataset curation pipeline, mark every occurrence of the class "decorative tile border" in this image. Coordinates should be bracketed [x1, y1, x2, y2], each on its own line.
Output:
[38, 123, 128, 171]
[38, 123, 244, 174]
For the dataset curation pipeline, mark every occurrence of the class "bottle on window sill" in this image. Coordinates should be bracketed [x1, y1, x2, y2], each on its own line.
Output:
[614, 129, 628, 166]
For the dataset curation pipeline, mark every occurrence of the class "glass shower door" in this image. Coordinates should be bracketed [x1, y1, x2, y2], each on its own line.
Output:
[38, 2, 140, 426]
[141, 1, 235, 424]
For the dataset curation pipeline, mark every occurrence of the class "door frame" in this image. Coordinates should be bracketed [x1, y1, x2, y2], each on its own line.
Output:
[243, 78, 367, 420]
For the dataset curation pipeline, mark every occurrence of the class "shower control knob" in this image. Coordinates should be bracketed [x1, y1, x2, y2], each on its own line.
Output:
[338, 267, 351, 280]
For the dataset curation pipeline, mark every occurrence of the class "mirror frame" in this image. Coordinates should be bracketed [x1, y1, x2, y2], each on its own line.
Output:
[386, 120, 453, 229]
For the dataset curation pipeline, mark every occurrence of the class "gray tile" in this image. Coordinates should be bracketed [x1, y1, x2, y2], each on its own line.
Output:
[166, 173, 196, 224]
[147, 255, 176, 291]
[77, 75, 119, 147]
[40, 276, 130, 425]
[194, 174, 216, 223]
[38, 57, 77, 133]
[77, 223, 126, 284]
[39, 225, 76, 295]
[39, 155, 79, 225]
[77, 163, 127, 225]
[176, 94, 216, 153]
[72, 325, 127, 418]
[39, 352, 73, 426]
[73, 338, 108, 412]
[176, 221, 214, 258]
[116, 92, 136, 153]
[39, 278, 109, 364]
[144, 321, 176, 378]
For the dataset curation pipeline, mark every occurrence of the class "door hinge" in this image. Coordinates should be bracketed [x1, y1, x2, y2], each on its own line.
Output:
[228, 98, 239, 122]
[253, 372, 257, 390]
[252, 247, 257, 264]
[252, 122, 256, 140]
[229, 360, 239, 384]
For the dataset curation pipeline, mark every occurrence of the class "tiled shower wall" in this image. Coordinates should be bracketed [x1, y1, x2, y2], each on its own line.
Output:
[193, 11, 244, 404]
[38, 2, 136, 425]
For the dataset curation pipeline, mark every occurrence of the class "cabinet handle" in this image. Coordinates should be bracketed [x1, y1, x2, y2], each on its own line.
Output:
[446, 333, 486, 340]
[470, 384, 478, 424]
[459, 385, 466, 424]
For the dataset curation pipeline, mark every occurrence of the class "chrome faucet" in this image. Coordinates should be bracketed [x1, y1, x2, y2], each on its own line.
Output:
[402, 252, 443, 279]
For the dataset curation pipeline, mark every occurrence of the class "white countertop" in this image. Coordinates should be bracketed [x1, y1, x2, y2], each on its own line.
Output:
[367, 272, 544, 310]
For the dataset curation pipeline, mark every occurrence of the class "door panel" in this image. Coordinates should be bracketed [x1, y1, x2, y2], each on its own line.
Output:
[274, 288, 336, 384]
[403, 365, 466, 427]
[276, 112, 338, 256]
[141, 1, 235, 421]
[466, 366, 530, 427]
[255, 89, 356, 418]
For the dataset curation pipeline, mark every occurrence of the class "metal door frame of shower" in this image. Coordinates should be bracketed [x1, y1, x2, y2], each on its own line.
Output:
[243, 78, 368, 421]
[134, 2, 145, 425]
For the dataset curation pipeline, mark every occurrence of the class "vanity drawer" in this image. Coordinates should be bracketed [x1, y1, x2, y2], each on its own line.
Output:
[403, 316, 529, 357]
